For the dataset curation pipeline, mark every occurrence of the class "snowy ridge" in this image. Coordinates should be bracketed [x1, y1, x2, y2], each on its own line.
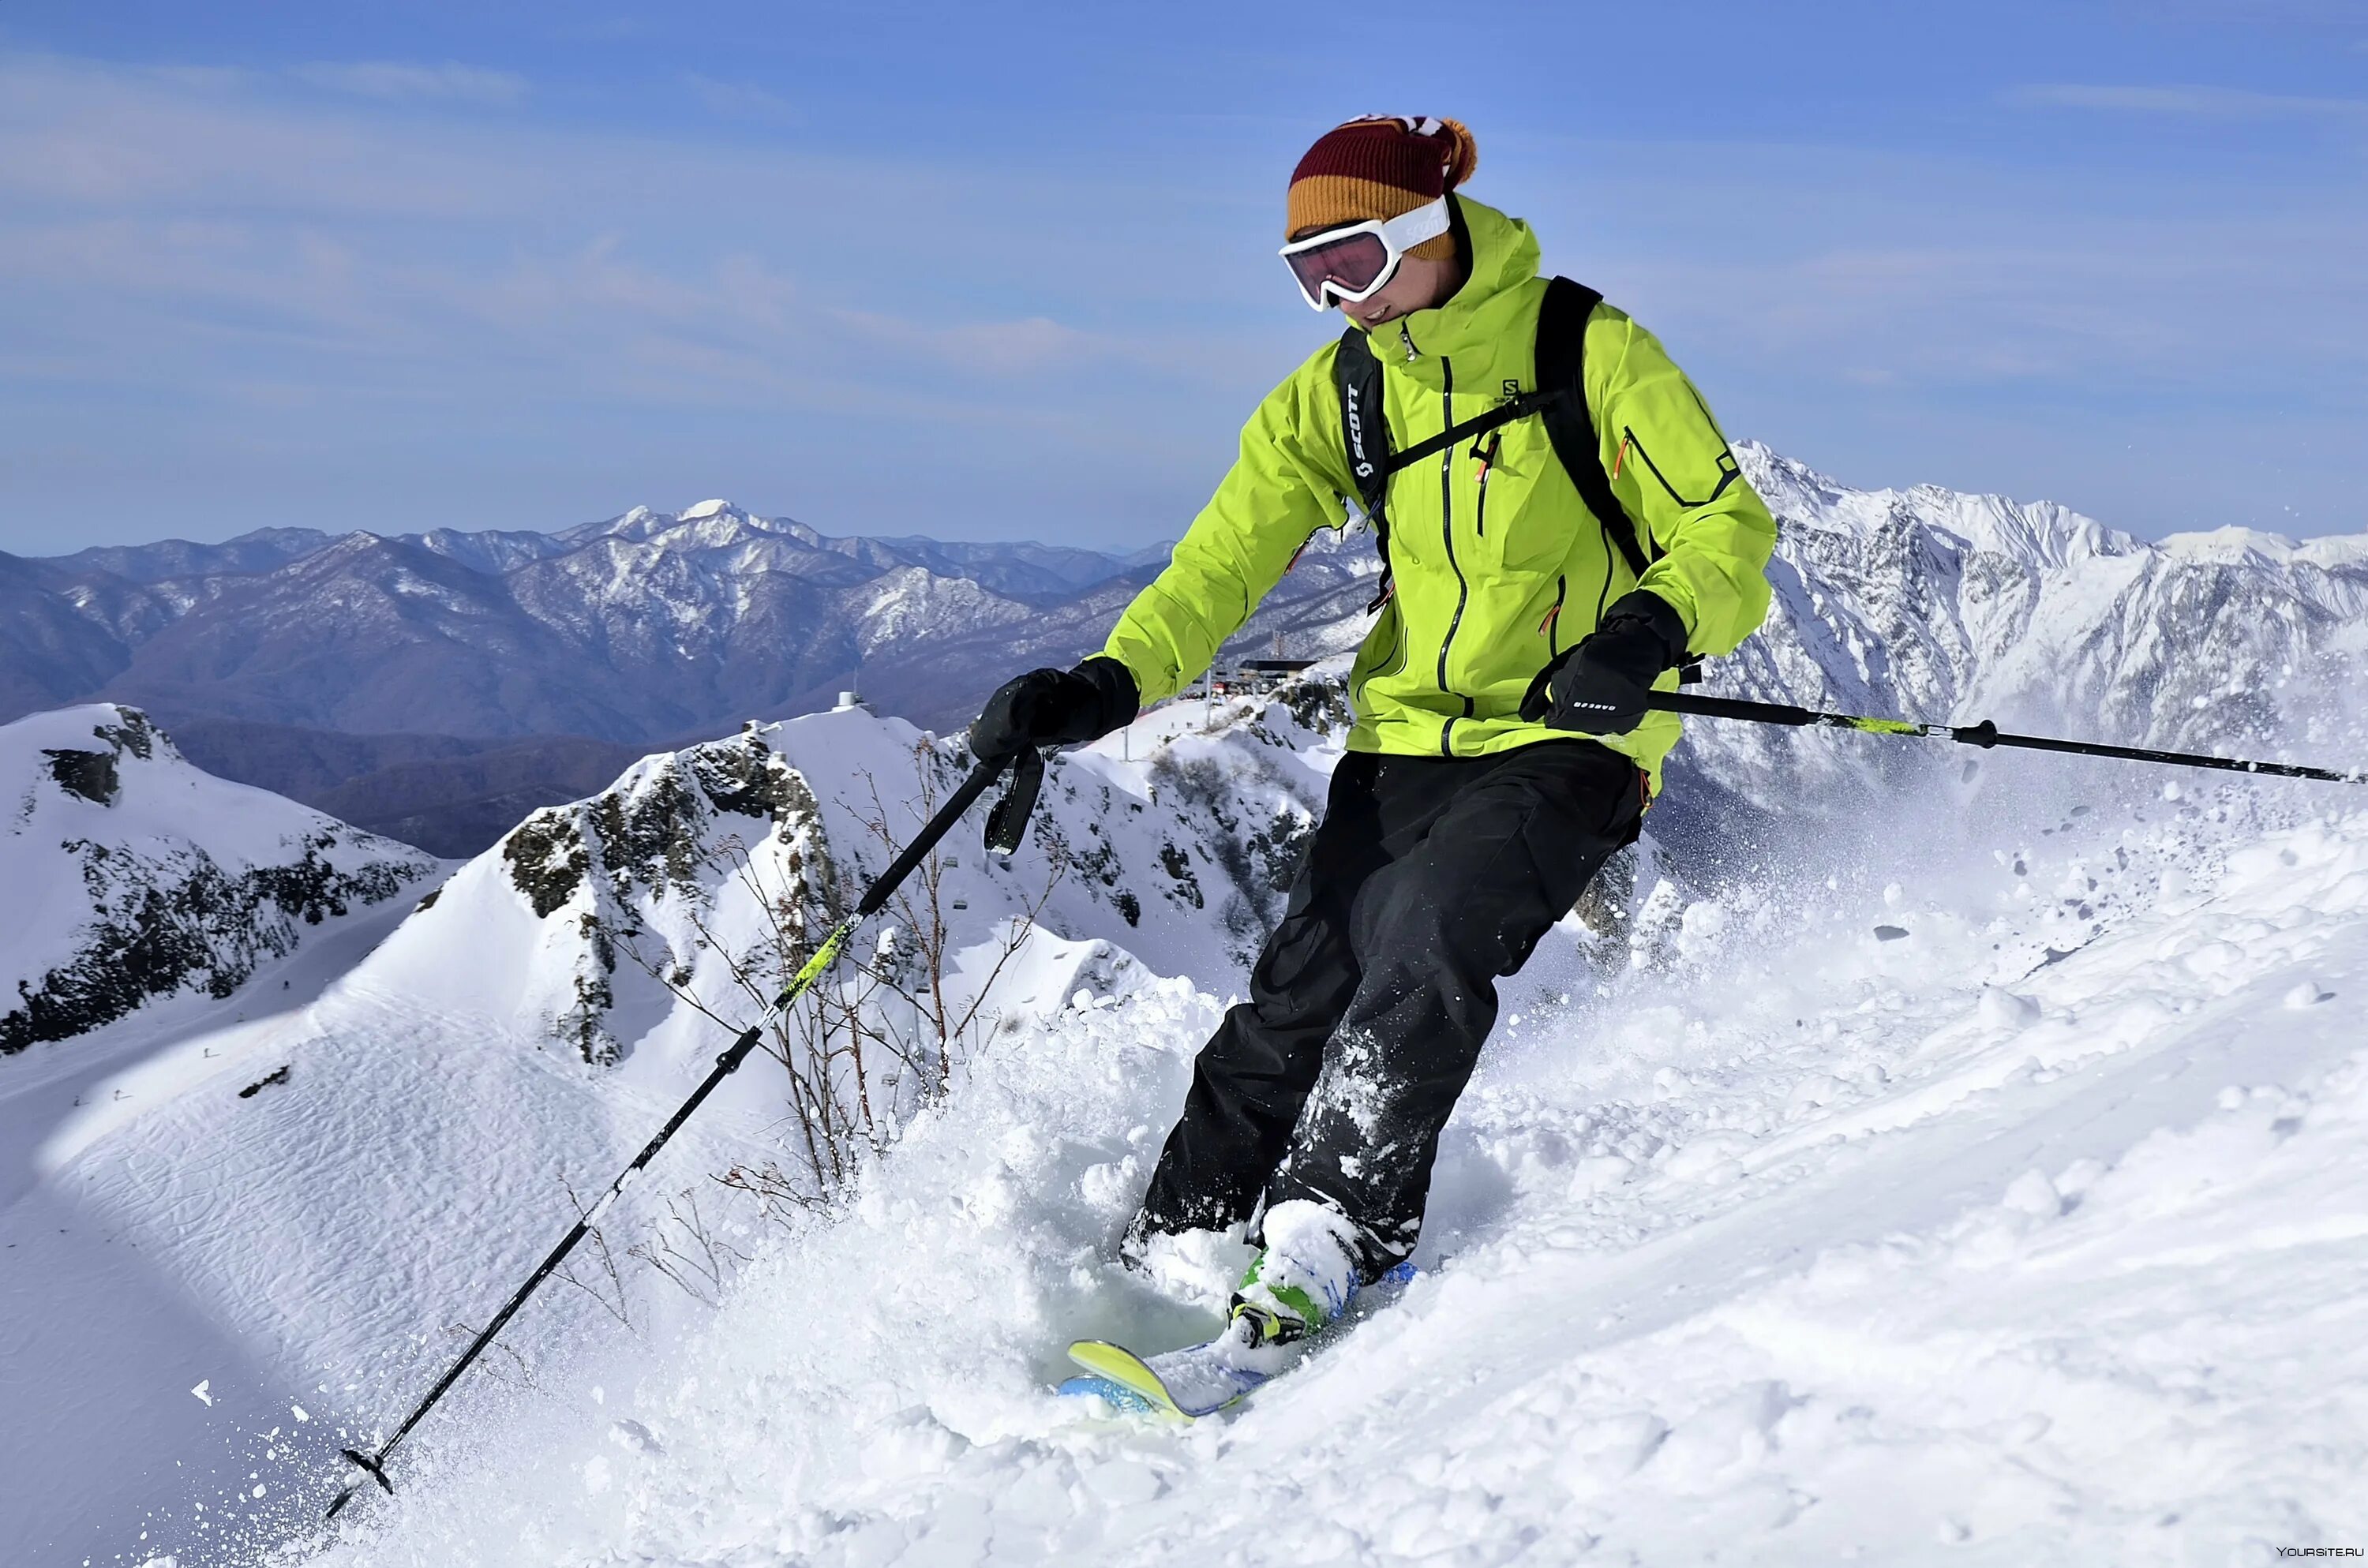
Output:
[1654, 446, 2368, 847]
[0, 704, 437, 1055]
[1729, 440, 2368, 745]
[373, 677, 1354, 1081]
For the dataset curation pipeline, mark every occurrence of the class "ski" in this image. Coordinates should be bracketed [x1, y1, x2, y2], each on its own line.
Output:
[1058, 1260, 1418, 1420]
[1062, 1327, 1290, 1419]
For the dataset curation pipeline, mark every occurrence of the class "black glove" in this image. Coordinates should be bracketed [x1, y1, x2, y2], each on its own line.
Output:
[1519, 590, 1687, 735]
[968, 656, 1139, 762]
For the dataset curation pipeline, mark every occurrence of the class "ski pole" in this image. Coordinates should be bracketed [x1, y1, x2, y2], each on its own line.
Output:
[326, 751, 1016, 1520]
[1648, 690, 2364, 784]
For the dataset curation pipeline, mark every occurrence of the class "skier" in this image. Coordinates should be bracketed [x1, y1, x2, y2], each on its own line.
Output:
[969, 115, 1778, 1352]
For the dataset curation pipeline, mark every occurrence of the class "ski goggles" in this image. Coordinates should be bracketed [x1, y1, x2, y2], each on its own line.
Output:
[1278, 196, 1451, 311]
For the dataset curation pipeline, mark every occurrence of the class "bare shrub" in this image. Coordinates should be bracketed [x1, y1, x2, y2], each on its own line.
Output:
[615, 740, 1059, 1231]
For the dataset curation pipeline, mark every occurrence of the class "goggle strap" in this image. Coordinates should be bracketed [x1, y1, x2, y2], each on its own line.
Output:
[1279, 194, 1452, 260]
[1379, 196, 1451, 253]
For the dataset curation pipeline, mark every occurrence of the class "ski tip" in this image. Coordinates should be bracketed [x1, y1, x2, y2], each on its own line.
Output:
[1065, 1340, 1191, 1420]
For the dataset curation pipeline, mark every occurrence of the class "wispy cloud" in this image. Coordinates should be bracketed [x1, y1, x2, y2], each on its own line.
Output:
[684, 75, 800, 125]
[2012, 82, 2368, 119]
[0, 53, 1144, 417]
[834, 308, 1108, 375]
[291, 61, 529, 107]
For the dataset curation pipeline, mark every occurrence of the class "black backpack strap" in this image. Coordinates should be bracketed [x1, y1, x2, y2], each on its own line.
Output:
[1536, 276, 1703, 683]
[1383, 388, 1560, 473]
[1332, 326, 1396, 609]
[1534, 277, 1652, 582]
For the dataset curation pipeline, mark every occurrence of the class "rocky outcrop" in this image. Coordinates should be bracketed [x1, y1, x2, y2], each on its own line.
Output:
[2, 706, 439, 1053]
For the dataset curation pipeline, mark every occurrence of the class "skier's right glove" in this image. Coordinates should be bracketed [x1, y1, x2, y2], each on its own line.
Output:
[968, 656, 1139, 763]
[1519, 590, 1688, 735]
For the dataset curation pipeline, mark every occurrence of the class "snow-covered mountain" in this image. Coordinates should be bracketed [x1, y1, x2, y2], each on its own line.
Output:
[14, 453, 2368, 863]
[17, 457, 2368, 761]
[0, 704, 437, 1056]
[1665, 444, 2368, 837]
[0, 502, 1166, 743]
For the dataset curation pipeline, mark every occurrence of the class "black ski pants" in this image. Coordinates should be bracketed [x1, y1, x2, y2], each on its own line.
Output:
[1132, 738, 1646, 1281]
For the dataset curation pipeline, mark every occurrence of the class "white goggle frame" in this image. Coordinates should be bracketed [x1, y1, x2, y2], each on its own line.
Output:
[1277, 195, 1452, 312]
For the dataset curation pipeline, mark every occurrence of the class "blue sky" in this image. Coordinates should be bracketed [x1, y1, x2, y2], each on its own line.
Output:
[0, 1, 2362, 556]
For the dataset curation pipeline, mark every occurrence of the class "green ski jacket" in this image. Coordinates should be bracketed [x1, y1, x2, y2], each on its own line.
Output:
[1102, 196, 1778, 792]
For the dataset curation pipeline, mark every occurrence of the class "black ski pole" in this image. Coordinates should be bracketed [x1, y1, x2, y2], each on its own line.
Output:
[1649, 690, 2364, 784]
[326, 752, 1016, 1520]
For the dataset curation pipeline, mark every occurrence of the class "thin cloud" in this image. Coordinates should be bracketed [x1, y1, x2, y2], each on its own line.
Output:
[833, 306, 1106, 376]
[2012, 83, 2368, 119]
[684, 75, 800, 125]
[292, 61, 529, 107]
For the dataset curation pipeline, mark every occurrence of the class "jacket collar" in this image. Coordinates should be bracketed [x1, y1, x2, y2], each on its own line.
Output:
[1362, 195, 1543, 393]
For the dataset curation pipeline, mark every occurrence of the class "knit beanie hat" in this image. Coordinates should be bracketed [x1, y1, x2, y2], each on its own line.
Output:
[1286, 115, 1478, 261]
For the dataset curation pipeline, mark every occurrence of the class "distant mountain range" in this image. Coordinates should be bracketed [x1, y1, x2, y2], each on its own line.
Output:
[7, 449, 2364, 854]
[0, 503, 1198, 851]
[3, 501, 1177, 739]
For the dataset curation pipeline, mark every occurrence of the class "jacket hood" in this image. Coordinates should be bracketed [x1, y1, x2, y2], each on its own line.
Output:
[1365, 195, 1543, 388]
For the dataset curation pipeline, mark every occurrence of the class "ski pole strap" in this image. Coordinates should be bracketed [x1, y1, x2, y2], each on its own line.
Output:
[982, 748, 1045, 858]
[1647, 690, 2362, 784]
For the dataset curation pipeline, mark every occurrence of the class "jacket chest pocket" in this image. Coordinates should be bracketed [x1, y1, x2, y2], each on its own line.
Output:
[1472, 425, 1572, 575]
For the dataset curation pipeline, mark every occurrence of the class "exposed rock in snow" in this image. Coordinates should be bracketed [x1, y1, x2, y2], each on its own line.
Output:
[0, 705, 437, 1054]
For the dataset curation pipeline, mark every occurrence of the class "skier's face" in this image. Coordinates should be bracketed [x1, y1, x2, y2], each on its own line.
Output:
[1334, 250, 1459, 330]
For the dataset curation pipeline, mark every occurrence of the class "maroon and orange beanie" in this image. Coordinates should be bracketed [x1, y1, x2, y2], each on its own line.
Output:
[1285, 115, 1478, 260]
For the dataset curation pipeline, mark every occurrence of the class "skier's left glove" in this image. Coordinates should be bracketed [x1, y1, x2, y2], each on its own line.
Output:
[1519, 590, 1688, 735]
[968, 656, 1139, 763]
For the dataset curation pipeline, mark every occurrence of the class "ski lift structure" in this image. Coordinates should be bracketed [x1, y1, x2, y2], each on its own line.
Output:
[1207, 657, 1317, 698]
[1196, 657, 1318, 728]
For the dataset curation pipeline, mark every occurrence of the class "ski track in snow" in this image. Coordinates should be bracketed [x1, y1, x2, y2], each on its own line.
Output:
[272, 781, 2368, 1567]
[9, 699, 2368, 1566]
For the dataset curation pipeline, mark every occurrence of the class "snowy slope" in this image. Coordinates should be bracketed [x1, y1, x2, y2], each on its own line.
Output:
[0, 708, 444, 1562]
[271, 731, 2368, 1567]
[0, 689, 1352, 1564]
[7, 668, 2366, 1563]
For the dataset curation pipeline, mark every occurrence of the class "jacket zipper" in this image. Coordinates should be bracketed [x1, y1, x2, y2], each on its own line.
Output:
[1543, 574, 1567, 656]
[1436, 357, 1471, 757]
[1472, 431, 1500, 536]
